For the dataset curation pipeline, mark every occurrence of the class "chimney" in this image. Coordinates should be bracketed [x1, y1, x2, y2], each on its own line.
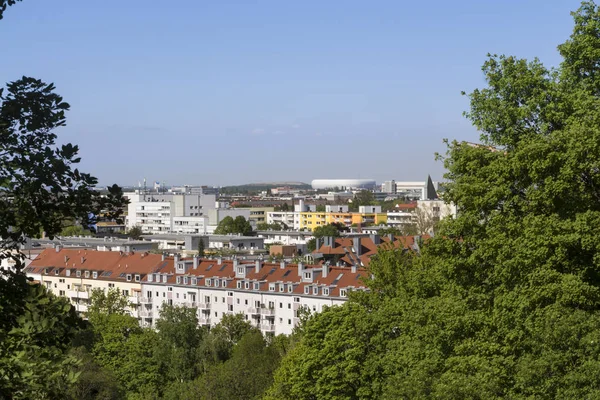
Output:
[174, 254, 180, 264]
[322, 264, 329, 278]
[388, 233, 394, 241]
[255, 260, 262, 273]
[161, 253, 165, 261]
[193, 255, 199, 269]
[217, 257, 222, 265]
[64, 255, 68, 263]
[353, 237, 362, 256]
[233, 259, 238, 269]
[56, 245, 62, 253]
[80, 257, 85, 264]
[298, 262, 304, 277]
[280, 260, 286, 269]
[315, 237, 322, 251]
[125, 245, 131, 253]
[351, 264, 357, 273]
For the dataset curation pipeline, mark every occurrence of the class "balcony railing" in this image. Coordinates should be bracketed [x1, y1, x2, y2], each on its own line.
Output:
[128, 296, 140, 305]
[260, 324, 275, 332]
[261, 308, 275, 316]
[67, 290, 89, 299]
[139, 310, 153, 318]
[199, 318, 211, 325]
[197, 303, 211, 309]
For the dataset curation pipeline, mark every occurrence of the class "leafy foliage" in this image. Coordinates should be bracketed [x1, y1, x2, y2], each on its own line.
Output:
[213, 215, 253, 235]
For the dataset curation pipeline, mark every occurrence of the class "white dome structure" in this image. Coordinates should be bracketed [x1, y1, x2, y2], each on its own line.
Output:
[311, 179, 376, 190]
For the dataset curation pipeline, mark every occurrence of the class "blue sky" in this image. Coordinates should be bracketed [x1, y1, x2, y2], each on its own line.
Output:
[0, 0, 581, 186]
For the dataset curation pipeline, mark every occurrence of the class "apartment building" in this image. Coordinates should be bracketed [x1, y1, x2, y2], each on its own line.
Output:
[299, 205, 387, 231]
[125, 191, 217, 234]
[266, 211, 296, 229]
[26, 248, 365, 335]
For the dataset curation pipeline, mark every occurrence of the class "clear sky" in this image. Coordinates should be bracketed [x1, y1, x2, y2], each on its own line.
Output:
[0, 0, 582, 186]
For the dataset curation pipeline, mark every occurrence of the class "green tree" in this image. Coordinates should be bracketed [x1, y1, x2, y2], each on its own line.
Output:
[200, 314, 257, 365]
[61, 225, 93, 237]
[127, 226, 143, 240]
[349, 190, 375, 211]
[155, 304, 204, 382]
[257, 222, 282, 231]
[213, 216, 253, 236]
[197, 238, 205, 257]
[270, 3, 600, 399]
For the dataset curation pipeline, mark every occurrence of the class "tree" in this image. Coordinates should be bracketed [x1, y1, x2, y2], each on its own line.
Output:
[257, 222, 282, 231]
[127, 226, 143, 240]
[213, 216, 253, 236]
[0, 283, 85, 399]
[312, 224, 342, 239]
[197, 238, 205, 257]
[270, 3, 600, 398]
[413, 206, 435, 235]
[61, 225, 92, 237]
[155, 304, 204, 382]
[349, 190, 375, 211]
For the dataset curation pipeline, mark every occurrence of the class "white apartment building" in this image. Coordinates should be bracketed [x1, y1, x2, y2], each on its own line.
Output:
[125, 191, 217, 233]
[27, 248, 365, 335]
[266, 211, 296, 229]
[256, 231, 313, 246]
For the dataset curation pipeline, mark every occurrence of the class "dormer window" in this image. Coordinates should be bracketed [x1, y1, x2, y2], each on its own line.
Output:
[92, 271, 98, 279]
[222, 280, 227, 288]
[44, 268, 49, 275]
[288, 284, 293, 293]
[245, 282, 250, 290]
[162, 275, 167, 283]
[253, 282, 260, 290]
[323, 288, 330, 296]
[176, 276, 181, 284]
[237, 267, 244, 274]
[206, 279, 211, 287]
[76, 270, 81, 277]
[183, 277, 188, 285]
[135, 274, 140, 282]
[191, 278, 197, 285]
[279, 284, 284, 292]
[84, 271, 90, 278]
[269, 283, 275, 292]
[304, 272, 311, 279]
[304, 286, 310, 295]
[237, 281, 242, 289]
[215, 279, 220, 287]
[313, 286, 319, 295]
[66, 270, 71, 277]
[54, 269, 60, 276]
[340, 289, 347, 297]
[126, 274, 132, 282]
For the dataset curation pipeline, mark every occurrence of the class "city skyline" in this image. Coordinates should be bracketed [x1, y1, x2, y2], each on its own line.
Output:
[0, 0, 580, 186]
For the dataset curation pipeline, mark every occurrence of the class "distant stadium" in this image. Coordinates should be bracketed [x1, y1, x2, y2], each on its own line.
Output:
[311, 179, 376, 190]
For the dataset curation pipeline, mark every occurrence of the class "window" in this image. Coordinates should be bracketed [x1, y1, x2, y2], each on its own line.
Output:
[288, 303, 291, 309]
[85, 271, 90, 278]
[304, 286, 310, 295]
[245, 282, 250, 290]
[304, 272, 311, 279]
[323, 288, 330, 296]
[59, 279, 65, 283]
[176, 276, 181, 284]
[245, 299, 248, 305]
[147, 291, 152, 298]
[228, 291, 233, 297]
[67, 285, 70, 289]
[228, 305, 233, 311]
[340, 289, 347, 297]
[122, 290, 129, 296]
[168, 287, 173, 292]
[255, 300, 261, 308]
[222, 280, 227, 288]
[126, 274, 132, 282]
[279, 284, 284, 292]
[214, 279, 220, 287]
[269, 283, 275, 292]
[156, 291, 159, 296]
[222, 297, 225, 303]
[76, 270, 81, 277]
[54, 269, 59, 275]
[294, 297, 300, 302]
[268, 301, 275, 309]
[253, 282, 259, 290]
[236, 298, 240, 304]
[206, 279, 211, 287]
[108, 283, 115, 288]
[192, 278, 197, 285]
[288, 319, 292, 325]
[237, 281, 242, 289]
[288, 284, 293, 293]
[59, 290, 65, 296]
[92, 271, 98, 279]
[214, 296, 218, 302]
[279, 302, 283, 309]
[214, 312, 218, 317]
[176, 293, 179, 299]
[183, 294, 187, 299]
[168, 299, 173, 306]
[313, 287, 319, 295]
[135, 274, 140, 282]
[54, 283, 57, 288]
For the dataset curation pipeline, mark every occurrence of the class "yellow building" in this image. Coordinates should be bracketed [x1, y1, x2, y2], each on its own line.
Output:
[299, 206, 388, 231]
[248, 207, 275, 225]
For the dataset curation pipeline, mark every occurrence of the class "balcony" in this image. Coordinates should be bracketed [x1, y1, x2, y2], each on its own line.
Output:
[199, 317, 211, 325]
[140, 297, 152, 303]
[139, 309, 153, 318]
[248, 307, 260, 315]
[128, 296, 140, 305]
[197, 303, 211, 309]
[261, 308, 275, 316]
[260, 324, 275, 332]
[68, 290, 89, 299]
